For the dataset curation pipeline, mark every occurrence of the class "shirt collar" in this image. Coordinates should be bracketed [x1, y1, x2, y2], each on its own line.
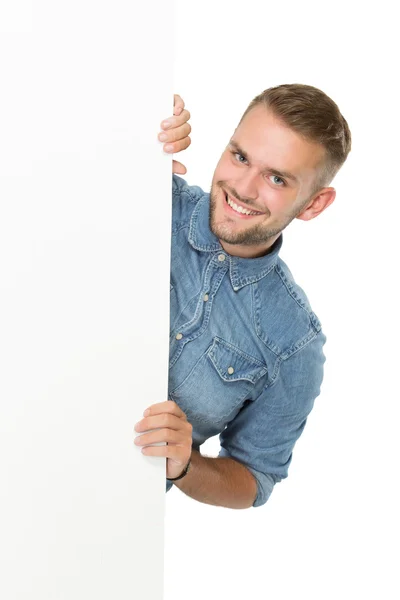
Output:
[188, 192, 282, 291]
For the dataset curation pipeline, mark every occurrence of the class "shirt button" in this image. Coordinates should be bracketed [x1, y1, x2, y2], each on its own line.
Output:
[203, 294, 209, 302]
[176, 333, 183, 340]
[227, 366, 234, 375]
[218, 254, 226, 262]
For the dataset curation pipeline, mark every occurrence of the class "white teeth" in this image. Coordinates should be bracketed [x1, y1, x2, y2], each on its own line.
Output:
[226, 194, 258, 216]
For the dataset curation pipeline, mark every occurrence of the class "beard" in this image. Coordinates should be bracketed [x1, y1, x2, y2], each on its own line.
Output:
[209, 184, 299, 246]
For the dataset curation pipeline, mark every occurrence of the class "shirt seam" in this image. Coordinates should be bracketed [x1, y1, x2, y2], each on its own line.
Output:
[264, 328, 324, 390]
[275, 263, 322, 333]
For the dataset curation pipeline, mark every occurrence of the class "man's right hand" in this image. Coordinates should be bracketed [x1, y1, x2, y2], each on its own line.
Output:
[158, 94, 191, 174]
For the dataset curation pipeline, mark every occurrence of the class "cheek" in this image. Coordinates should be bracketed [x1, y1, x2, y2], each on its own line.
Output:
[262, 190, 294, 218]
[260, 190, 280, 211]
[214, 156, 236, 181]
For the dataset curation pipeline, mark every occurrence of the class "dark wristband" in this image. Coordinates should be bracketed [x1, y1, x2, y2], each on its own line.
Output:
[166, 457, 192, 481]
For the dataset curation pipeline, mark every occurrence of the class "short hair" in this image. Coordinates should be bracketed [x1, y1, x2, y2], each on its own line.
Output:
[239, 83, 352, 195]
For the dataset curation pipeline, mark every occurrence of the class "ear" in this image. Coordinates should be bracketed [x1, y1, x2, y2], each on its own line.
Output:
[296, 187, 336, 222]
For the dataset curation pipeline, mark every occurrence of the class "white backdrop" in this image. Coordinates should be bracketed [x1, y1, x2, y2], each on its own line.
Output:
[0, 2, 172, 599]
[165, 1, 399, 599]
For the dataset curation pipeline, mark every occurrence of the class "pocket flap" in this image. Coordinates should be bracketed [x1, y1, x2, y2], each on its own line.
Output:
[208, 337, 267, 384]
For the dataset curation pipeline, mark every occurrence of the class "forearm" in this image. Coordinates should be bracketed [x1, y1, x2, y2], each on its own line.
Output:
[172, 449, 258, 509]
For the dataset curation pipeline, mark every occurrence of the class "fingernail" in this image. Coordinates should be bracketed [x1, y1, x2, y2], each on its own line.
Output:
[165, 144, 174, 152]
[158, 133, 168, 141]
[162, 120, 172, 129]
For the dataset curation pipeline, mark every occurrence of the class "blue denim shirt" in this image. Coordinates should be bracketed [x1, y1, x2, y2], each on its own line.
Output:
[166, 175, 326, 507]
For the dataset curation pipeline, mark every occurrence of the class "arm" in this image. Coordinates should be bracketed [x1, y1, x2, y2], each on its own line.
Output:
[172, 448, 258, 510]
[217, 330, 326, 508]
[172, 330, 326, 509]
[141, 330, 324, 510]
[135, 403, 257, 509]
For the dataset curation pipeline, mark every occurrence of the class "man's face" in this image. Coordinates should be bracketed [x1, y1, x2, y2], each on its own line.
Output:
[210, 105, 326, 257]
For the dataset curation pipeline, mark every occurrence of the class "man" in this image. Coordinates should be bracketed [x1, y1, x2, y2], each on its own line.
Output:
[134, 84, 351, 509]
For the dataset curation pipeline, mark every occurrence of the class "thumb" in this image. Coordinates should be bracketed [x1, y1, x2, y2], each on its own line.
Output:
[172, 160, 187, 175]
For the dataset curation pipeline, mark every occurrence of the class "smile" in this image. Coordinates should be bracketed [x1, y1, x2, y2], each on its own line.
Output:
[224, 192, 263, 217]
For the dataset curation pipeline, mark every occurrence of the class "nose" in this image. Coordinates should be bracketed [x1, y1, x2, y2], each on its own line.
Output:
[233, 168, 260, 203]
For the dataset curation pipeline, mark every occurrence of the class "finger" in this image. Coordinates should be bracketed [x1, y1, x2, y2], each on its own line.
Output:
[135, 428, 186, 446]
[160, 109, 191, 130]
[159, 122, 191, 144]
[143, 400, 187, 420]
[172, 160, 187, 175]
[163, 136, 191, 154]
[173, 94, 185, 116]
[135, 412, 188, 432]
[141, 444, 184, 461]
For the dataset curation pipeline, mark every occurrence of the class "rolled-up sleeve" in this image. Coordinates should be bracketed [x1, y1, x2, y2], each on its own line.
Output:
[218, 330, 326, 507]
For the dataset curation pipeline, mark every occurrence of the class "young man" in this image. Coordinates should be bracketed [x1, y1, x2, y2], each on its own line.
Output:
[134, 84, 351, 509]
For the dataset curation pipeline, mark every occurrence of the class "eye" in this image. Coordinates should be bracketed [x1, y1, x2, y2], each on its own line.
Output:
[269, 174, 286, 186]
[231, 150, 287, 186]
[232, 151, 248, 164]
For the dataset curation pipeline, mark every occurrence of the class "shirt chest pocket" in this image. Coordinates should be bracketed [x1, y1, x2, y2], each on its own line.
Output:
[169, 337, 268, 426]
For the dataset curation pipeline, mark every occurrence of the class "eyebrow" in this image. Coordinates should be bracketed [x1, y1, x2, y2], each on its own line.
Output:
[228, 140, 299, 184]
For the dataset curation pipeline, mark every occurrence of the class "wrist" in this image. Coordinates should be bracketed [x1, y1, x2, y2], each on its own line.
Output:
[166, 455, 192, 481]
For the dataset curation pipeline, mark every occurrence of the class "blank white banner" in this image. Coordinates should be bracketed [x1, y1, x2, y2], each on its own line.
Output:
[0, 2, 172, 598]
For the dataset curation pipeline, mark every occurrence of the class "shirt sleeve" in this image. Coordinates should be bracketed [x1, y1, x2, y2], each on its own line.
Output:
[218, 330, 326, 508]
[172, 174, 205, 229]
[172, 173, 188, 194]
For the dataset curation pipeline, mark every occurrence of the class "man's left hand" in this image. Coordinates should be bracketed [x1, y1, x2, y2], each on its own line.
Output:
[134, 401, 193, 480]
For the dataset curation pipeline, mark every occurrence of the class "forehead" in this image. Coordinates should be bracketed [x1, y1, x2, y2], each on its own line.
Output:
[233, 104, 325, 178]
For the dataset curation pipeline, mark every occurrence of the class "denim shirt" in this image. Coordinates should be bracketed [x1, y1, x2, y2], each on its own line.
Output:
[166, 175, 326, 507]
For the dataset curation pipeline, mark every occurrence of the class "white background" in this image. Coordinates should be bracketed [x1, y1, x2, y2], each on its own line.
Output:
[165, 1, 399, 599]
[0, 2, 172, 598]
